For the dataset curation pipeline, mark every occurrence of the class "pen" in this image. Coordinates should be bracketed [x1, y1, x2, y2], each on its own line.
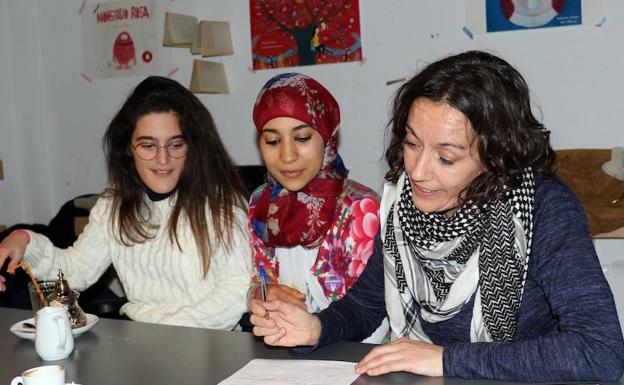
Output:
[259, 265, 269, 318]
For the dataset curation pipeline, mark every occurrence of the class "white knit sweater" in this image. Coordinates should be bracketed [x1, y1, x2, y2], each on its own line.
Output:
[24, 195, 252, 330]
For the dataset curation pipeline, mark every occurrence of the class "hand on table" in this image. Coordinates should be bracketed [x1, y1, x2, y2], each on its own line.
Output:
[0, 231, 30, 292]
[355, 337, 443, 377]
[249, 298, 321, 347]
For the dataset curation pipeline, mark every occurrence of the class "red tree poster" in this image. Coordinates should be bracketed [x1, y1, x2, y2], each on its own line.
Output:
[250, 0, 362, 70]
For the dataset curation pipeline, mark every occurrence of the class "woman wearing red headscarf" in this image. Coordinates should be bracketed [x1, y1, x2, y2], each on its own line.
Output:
[248, 73, 387, 342]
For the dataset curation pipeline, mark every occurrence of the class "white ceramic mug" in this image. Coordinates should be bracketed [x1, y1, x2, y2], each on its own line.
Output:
[11, 364, 65, 385]
[35, 306, 74, 361]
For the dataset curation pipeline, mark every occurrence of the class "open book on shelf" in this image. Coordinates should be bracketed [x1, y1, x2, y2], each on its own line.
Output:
[162, 12, 198, 47]
[191, 21, 233, 56]
[189, 60, 229, 94]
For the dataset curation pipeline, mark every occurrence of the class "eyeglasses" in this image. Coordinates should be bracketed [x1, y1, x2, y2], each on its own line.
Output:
[131, 139, 188, 161]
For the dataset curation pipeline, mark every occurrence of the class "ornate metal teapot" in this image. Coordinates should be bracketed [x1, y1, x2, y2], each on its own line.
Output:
[48, 269, 87, 328]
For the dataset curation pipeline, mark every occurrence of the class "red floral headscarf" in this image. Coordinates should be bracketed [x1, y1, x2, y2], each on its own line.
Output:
[250, 73, 348, 248]
[248, 73, 381, 302]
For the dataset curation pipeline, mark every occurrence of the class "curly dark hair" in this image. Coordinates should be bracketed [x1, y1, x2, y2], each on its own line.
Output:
[103, 76, 247, 277]
[385, 50, 556, 206]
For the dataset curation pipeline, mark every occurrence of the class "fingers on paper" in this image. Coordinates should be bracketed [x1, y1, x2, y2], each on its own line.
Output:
[356, 344, 406, 376]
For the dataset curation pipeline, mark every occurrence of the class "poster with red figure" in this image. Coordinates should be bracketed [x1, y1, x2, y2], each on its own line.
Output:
[82, 0, 164, 79]
[250, 0, 363, 70]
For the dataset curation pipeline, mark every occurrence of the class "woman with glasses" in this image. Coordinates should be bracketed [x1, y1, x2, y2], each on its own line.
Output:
[0, 76, 252, 329]
[247, 73, 387, 342]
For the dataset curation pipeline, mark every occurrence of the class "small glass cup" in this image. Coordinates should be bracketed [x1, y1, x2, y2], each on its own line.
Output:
[27, 281, 57, 319]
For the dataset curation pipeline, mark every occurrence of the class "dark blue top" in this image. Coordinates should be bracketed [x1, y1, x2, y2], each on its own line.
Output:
[315, 176, 624, 382]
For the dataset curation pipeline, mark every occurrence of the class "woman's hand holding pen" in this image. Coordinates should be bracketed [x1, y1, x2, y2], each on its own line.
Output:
[266, 284, 307, 310]
[254, 266, 306, 310]
[249, 298, 321, 347]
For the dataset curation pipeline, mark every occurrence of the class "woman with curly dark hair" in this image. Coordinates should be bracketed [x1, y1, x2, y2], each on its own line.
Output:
[0, 76, 252, 329]
[248, 51, 624, 381]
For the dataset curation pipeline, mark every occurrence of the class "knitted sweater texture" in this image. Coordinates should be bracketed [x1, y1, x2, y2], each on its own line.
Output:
[25, 196, 252, 330]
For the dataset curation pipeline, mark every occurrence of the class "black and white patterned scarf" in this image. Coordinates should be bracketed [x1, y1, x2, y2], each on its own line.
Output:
[382, 168, 534, 342]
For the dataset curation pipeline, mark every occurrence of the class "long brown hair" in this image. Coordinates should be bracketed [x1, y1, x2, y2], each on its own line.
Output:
[103, 76, 247, 276]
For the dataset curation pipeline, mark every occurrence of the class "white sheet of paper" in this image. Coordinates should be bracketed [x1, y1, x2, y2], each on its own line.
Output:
[218, 358, 360, 385]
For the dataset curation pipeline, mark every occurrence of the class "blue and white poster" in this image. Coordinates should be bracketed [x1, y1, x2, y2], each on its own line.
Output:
[486, 0, 581, 32]
[465, 0, 604, 37]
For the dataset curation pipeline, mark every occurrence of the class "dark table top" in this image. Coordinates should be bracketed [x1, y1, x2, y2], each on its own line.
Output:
[0, 307, 611, 385]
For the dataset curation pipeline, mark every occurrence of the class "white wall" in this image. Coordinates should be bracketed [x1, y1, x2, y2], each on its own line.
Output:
[0, 1, 623, 317]
[596, 240, 624, 327]
[2, 0, 624, 220]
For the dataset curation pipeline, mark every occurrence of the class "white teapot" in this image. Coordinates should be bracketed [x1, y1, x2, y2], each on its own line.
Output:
[35, 306, 74, 361]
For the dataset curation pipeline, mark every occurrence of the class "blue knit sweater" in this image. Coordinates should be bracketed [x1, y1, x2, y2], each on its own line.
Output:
[315, 176, 624, 382]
